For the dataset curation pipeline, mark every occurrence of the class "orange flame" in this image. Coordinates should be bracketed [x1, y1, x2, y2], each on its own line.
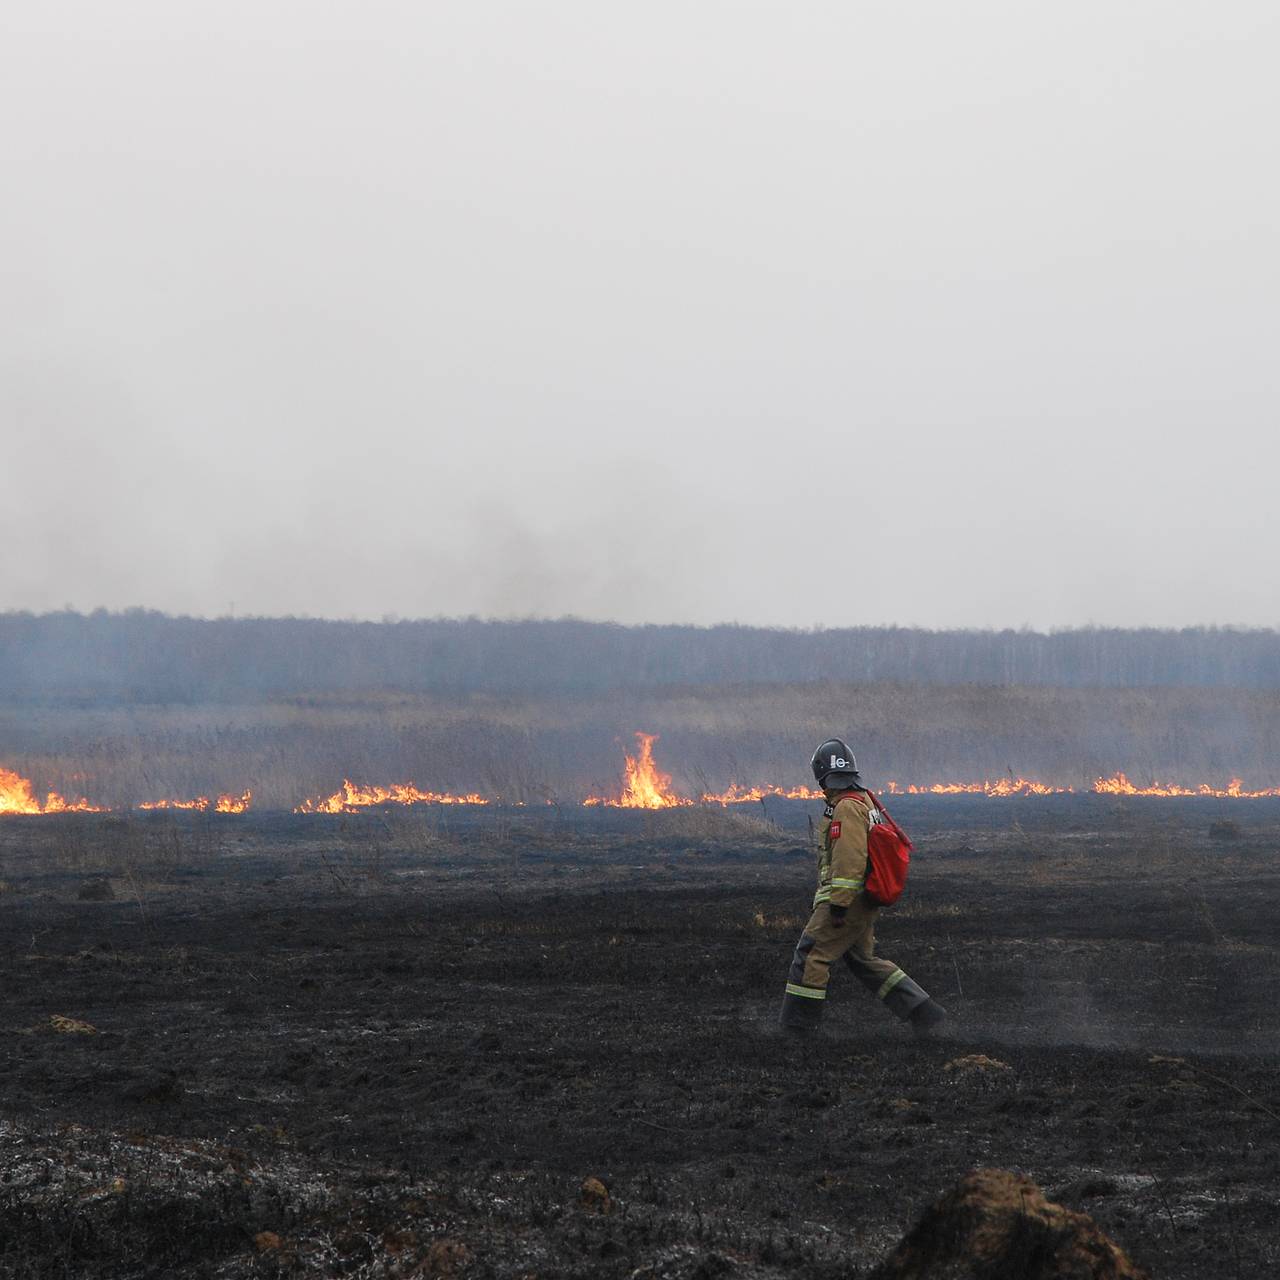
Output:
[879, 773, 1280, 798]
[585, 733, 693, 808]
[138, 790, 253, 813]
[585, 735, 1280, 808]
[1090, 772, 1280, 798]
[0, 766, 102, 815]
[295, 780, 489, 814]
[701, 782, 823, 804]
[6, 750, 1280, 820]
[708, 775, 1280, 801]
[883, 778, 1067, 797]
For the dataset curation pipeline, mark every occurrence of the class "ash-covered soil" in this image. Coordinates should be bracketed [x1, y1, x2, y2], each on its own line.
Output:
[1, 801, 1278, 1278]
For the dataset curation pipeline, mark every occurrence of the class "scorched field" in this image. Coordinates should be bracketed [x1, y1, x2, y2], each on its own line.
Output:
[1, 796, 1277, 1278]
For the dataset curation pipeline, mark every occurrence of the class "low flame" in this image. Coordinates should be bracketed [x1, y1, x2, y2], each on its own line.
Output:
[882, 773, 1280, 798]
[585, 733, 693, 808]
[1090, 772, 1280, 798]
[701, 782, 823, 804]
[0, 766, 102, 815]
[295, 780, 490, 814]
[138, 790, 253, 813]
[5, 749, 1280, 819]
[883, 778, 1067, 797]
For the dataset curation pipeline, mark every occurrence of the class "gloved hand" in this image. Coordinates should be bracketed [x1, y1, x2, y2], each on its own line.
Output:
[828, 904, 848, 927]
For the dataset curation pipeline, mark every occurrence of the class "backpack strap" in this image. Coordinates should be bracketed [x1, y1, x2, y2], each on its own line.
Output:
[862, 789, 914, 851]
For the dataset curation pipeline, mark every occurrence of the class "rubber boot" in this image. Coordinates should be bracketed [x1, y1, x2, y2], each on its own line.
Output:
[910, 997, 948, 1037]
[778, 990, 824, 1036]
[844, 955, 932, 1023]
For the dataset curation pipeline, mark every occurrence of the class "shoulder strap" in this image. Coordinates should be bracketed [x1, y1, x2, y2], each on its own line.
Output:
[862, 790, 913, 849]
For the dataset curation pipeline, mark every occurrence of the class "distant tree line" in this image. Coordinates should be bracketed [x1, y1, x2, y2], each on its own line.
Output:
[5, 610, 1280, 703]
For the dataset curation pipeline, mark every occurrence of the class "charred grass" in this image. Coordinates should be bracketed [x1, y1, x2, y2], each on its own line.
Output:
[0, 804, 1278, 1277]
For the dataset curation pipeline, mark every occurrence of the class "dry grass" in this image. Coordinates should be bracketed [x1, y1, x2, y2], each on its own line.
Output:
[638, 805, 788, 844]
[5, 680, 1280, 810]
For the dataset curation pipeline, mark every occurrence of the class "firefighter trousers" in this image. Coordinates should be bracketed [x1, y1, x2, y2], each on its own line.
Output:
[779, 898, 931, 1032]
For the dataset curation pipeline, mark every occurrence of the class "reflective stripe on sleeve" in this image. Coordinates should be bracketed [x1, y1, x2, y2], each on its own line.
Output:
[876, 968, 907, 1000]
[785, 983, 826, 1000]
[815, 877, 863, 906]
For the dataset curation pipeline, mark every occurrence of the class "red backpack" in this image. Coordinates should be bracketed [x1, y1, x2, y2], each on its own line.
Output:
[859, 790, 913, 907]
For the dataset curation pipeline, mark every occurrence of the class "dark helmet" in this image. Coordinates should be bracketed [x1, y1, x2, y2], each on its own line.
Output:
[811, 738, 862, 791]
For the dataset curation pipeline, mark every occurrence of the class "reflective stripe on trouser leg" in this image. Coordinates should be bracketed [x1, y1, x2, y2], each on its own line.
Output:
[780, 928, 827, 1029]
[779, 989, 824, 1031]
[843, 951, 930, 1020]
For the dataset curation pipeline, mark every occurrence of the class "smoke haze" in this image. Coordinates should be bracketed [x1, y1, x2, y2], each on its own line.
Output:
[4, 2, 1279, 627]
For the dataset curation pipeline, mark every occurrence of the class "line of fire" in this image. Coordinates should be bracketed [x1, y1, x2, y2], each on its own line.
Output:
[4, 734, 1280, 816]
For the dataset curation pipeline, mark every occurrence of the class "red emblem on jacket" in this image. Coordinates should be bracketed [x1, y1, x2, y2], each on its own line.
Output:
[829, 821, 841, 840]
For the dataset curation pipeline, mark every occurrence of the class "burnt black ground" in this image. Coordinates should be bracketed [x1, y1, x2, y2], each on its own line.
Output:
[1, 800, 1278, 1278]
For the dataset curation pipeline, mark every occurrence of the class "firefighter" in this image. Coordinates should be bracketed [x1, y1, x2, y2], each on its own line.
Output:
[779, 738, 947, 1036]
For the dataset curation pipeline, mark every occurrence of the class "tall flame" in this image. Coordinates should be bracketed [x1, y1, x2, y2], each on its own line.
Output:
[585, 733, 693, 808]
[295, 780, 489, 814]
[0, 767, 101, 815]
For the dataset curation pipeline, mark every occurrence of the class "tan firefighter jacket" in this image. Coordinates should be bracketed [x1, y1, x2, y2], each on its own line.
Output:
[814, 790, 873, 908]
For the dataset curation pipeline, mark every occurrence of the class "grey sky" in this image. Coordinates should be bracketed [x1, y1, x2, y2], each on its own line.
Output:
[3, 2, 1278, 629]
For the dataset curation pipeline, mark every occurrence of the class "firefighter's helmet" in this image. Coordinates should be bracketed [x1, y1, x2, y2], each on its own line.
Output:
[810, 738, 861, 790]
